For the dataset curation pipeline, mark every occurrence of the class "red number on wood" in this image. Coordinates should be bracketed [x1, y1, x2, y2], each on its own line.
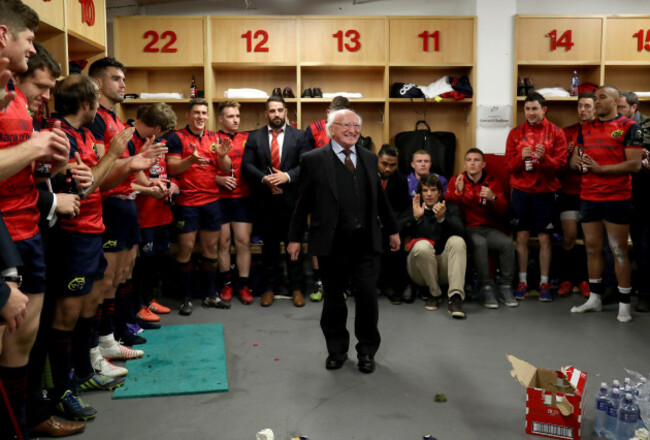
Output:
[418, 30, 440, 52]
[143, 30, 178, 53]
[160, 31, 178, 53]
[332, 30, 361, 52]
[79, 0, 95, 26]
[633, 29, 650, 51]
[547, 29, 574, 51]
[241, 30, 270, 53]
[143, 30, 159, 53]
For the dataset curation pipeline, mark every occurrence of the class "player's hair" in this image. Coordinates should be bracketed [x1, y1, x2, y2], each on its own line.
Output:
[417, 174, 443, 196]
[16, 42, 61, 80]
[620, 91, 639, 108]
[577, 91, 595, 101]
[54, 74, 98, 116]
[0, 0, 39, 35]
[139, 102, 177, 132]
[325, 109, 362, 136]
[378, 144, 398, 158]
[187, 98, 208, 112]
[266, 95, 286, 109]
[524, 92, 547, 108]
[88, 57, 126, 79]
[597, 85, 620, 100]
[217, 100, 241, 116]
[412, 149, 431, 161]
[329, 96, 350, 111]
[464, 147, 485, 161]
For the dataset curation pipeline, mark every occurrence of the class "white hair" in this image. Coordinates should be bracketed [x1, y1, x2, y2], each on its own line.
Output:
[325, 109, 362, 137]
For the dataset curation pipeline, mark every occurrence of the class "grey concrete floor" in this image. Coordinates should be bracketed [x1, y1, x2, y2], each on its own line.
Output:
[67, 293, 649, 440]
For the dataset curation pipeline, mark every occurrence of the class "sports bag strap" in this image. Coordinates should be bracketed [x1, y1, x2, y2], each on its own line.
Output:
[415, 120, 431, 131]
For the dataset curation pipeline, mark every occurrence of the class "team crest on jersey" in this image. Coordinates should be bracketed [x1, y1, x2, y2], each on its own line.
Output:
[142, 242, 154, 253]
[210, 143, 217, 152]
[91, 143, 99, 158]
[176, 220, 185, 230]
[611, 129, 623, 138]
[103, 240, 118, 249]
[149, 163, 163, 175]
[68, 277, 86, 291]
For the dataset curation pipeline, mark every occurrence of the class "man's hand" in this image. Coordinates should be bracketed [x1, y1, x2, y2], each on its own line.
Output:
[389, 233, 401, 252]
[29, 124, 71, 165]
[521, 145, 533, 160]
[146, 178, 169, 199]
[189, 145, 210, 167]
[1, 58, 15, 111]
[287, 242, 301, 261]
[55, 193, 81, 217]
[433, 200, 446, 221]
[535, 143, 545, 161]
[128, 153, 157, 173]
[0, 284, 29, 333]
[216, 174, 237, 190]
[479, 185, 495, 201]
[140, 137, 168, 160]
[454, 173, 464, 194]
[266, 168, 289, 186]
[412, 194, 425, 220]
[215, 136, 232, 159]
[106, 127, 135, 159]
[70, 152, 93, 189]
[581, 153, 602, 174]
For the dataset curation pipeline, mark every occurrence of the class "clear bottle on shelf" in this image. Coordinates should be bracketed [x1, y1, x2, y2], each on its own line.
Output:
[595, 382, 611, 437]
[190, 75, 197, 98]
[570, 71, 579, 97]
[616, 393, 640, 440]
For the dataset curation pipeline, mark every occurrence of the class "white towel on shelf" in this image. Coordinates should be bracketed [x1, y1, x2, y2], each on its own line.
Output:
[224, 88, 268, 98]
[322, 92, 363, 99]
[419, 77, 454, 99]
[634, 91, 650, 98]
[139, 92, 185, 100]
[535, 87, 570, 97]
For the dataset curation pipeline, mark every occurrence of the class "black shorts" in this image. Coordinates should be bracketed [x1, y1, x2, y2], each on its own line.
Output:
[220, 197, 252, 224]
[580, 199, 633, 225]
[102, 198, 141, 252]
[51, 230, 107, 297]
[511, 189, 556, 234]
[139, 225, 171, 256]
[174, 200, 222, 234]
[15, 233, 46, 294]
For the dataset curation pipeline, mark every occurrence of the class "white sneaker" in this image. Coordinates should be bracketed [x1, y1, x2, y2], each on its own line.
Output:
[90, 347, 128, 377]
[99, 341, 144, 361]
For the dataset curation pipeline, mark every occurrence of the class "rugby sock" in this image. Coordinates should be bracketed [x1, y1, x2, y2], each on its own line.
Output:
[200, 257, 218, 298]
[90, 305, 102, 347]
[617, 286, 633, 323]
[238, 276, 250, 290]
[571, 279, 603, 313]
[313, 269, 321, 283]
[177, 261, 193, 301]
[48, 329, 72, 399]
[99, 298, 115, 337]
[71, 317, 94, 378]
[220, 270, 232, 290]
[0, 365, 29, 440]
[518, 273, 527, 284]
[540, 275, 549, 285]
[137, 256, 156, 305]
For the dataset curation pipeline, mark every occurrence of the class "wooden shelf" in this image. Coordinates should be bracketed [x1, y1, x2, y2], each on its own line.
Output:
[122, 98, 191, 104]
[390, 98, 473, 103]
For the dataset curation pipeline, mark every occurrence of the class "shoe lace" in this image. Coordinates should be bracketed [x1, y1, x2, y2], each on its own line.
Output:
[64, 392, 85, 409]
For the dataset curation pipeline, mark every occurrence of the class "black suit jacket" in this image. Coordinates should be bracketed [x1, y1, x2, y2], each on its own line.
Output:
[288, 143, 398, 256]
[242, 125, 310, 208]
[383, 170, 411, 233]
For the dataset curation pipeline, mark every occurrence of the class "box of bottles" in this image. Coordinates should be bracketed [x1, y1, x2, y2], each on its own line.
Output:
[508, 355, 588, 440]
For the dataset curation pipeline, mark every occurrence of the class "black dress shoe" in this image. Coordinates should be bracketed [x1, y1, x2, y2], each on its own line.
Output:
[325, 353, 347, 370]
[312, 87, 323, 98]
[357, 355, 375, 374]
[301, 88, 313, 98]
[271, 87, 282, 97]
[283, 87, 295, 98]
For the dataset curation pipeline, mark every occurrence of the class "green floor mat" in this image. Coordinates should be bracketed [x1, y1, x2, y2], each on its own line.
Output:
[112, 323, 228, 399]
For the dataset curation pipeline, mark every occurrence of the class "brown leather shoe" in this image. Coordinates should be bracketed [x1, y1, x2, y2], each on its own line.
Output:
[292, 290, 306, 307]
[29, 416, 86, 437]
[260, 290, 275, 307]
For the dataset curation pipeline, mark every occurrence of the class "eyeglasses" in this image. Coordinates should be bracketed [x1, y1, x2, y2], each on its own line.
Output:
[332, 122, 361, 130]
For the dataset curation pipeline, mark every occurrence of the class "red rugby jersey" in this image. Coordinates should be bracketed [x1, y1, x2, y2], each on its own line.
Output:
[560, 123, 583, 196]
[51, 116, 105, 234]
[505, 117, 567, 194]
[0, 84, 40, 241]
[166, 126, 223, 207]
[131, 129, 173, 228]
[87, 105, 134, 198]
[216, 130, 250, 199]
[445, 171, 509, 231]
[306, 119, 330, 149]
[577, 115, 644, 201]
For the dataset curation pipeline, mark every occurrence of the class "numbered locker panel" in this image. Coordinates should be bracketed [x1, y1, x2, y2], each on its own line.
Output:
[211, 17, 297, 64]
[113, 17, 204, 66]
[66, 0, 105, 49]
[605, 17, 650, 63]
[299, 18, 388, 65]
[516, 16, 602, 63]
[389, 18, 474, 65]
[23, 0, 65, 31]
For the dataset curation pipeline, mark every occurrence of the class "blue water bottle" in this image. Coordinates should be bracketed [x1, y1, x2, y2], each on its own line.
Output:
[594, 382, 611, 436]
[616, 393, 640, 440]
[605, 387, 621, 436]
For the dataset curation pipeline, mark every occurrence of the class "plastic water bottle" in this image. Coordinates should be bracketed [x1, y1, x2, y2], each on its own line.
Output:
[612, 380, 621, 393]
[570, 71, 580, 96]
[624, 378, 633, 389]
[606, 388, 622, 435]
[595, 382, 611, 436]
[616, 393, 640, 440]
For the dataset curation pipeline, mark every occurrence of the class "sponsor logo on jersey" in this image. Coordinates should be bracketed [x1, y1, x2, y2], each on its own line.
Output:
[68, 277, 86, 291]
[142, 242, 154, 253]
[176, 220, 185, 230]
[103, 240, 118, 249]
[210, 143, 217, 152]
[611, 129, 623, 138]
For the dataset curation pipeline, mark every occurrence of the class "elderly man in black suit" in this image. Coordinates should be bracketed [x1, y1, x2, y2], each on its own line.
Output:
[242, 96, 311, 307]
[287, 109, 400, 374]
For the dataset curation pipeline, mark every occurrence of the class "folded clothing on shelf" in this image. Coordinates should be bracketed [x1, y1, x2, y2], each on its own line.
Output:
[224, 88, 269, 98]
[635, 91, 650, 98]
[140, 92, 185, 100]
[322, 92, 363, 99]
[418, 76, 454, 99]
[535, 87, 570, 97]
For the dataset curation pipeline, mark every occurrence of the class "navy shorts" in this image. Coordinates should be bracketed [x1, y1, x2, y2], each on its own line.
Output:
[139, 225, 171, 256]
[220, 197, 252, 224]
[174, 200, 222, 234]
[51, 230, 107, 297]
[557, 192, 581, 214]
[102, 198, 141, 252]
[511, 189, 556, 234]
[15, 233, 46, 294]
[581, 199, 633, 225]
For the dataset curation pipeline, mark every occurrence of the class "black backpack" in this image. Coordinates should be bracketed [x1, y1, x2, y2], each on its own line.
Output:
[394, 120, 456, 178]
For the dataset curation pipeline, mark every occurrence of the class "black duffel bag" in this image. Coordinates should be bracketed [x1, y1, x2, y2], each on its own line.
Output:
[394, 120, 456, 178]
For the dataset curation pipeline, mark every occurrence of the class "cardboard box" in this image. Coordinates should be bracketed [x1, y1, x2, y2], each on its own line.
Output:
[508, 354, 588, 440]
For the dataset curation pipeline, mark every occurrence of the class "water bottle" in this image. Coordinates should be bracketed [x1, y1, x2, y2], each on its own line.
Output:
[606, 388, 622, 435]
[616, 393, 640, 440]
[612, 380, 621, 393]
[595, 382, 611, 437]
[624, 378, 633, 389]
[570, 71, 580, 97]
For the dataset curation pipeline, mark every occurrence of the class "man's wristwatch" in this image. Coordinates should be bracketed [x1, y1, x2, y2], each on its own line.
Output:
[2, 275, 22, 287]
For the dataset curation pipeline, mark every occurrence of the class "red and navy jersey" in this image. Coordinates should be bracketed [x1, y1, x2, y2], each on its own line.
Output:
[51, 115, 104, 234]
[561, 122, 583, 196]
[306, 119, 330, 149]
[166, 126, 222, 206]
[577, 115, 644, 202]
[0, 83, 40, 241]
[445, 171, 509, 231]
[216, 130, 250, 199]
[131, 130, 173, 228]
[505, 117, 567, 194]
[87, 105, 134, 198]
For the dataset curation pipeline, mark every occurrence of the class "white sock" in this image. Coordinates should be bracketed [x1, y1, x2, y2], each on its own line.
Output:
[570, 293, 602, 313]
[617, 303, 632, 322]
[98, 333, 116, 347]
[519, 273, 527, 284]
[540, 276, 549, 285]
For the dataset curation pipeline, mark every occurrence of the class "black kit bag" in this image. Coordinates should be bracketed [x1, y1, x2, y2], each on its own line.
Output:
[394, 120, 456, 178]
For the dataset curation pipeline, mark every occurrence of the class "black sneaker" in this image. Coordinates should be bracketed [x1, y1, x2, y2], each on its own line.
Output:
[137, 319, 161, 330]
[120, 331, 146, 346]
[424, 296, 441, 311]
[55, 390, 97, 421]
[179, 300, 193, 316]
[448, 294, 466, 319]
[202, 296, 231, 309]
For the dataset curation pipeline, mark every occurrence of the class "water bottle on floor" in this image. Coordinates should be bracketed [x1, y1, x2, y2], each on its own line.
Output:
[595, 382, 611, 436]
[616, 393, 640, 440]
[605, 387, 621, 436]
